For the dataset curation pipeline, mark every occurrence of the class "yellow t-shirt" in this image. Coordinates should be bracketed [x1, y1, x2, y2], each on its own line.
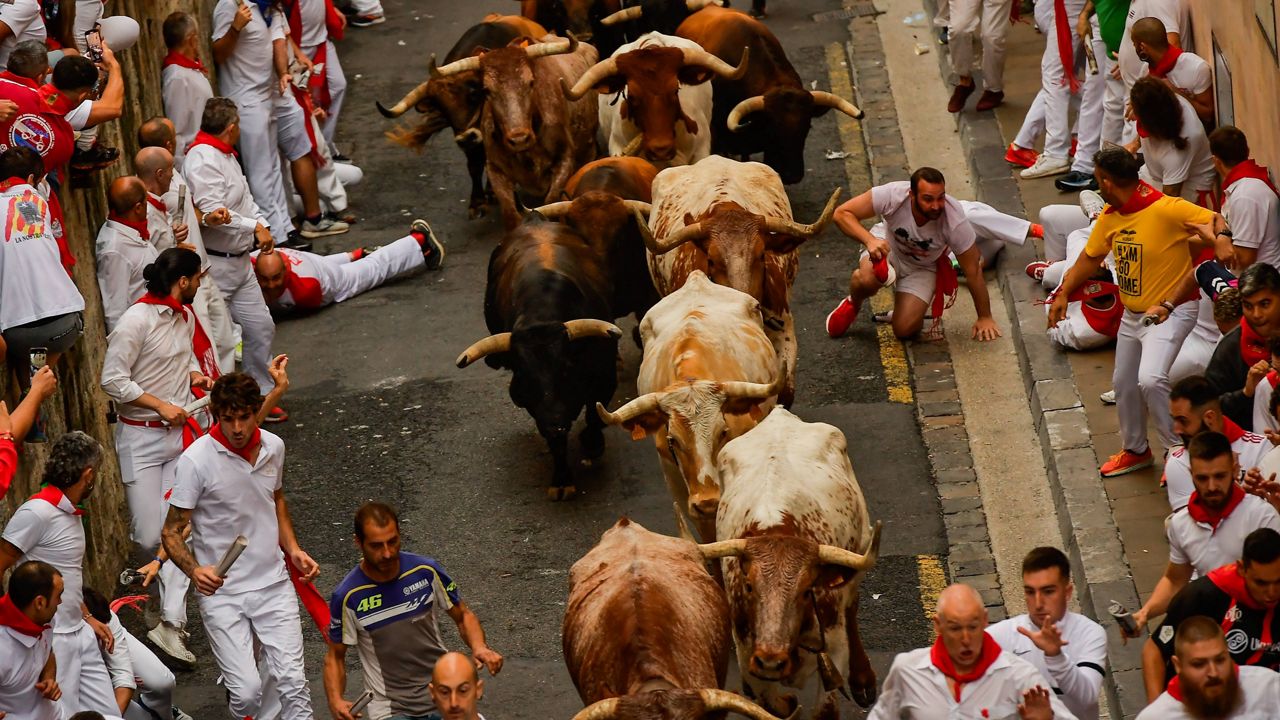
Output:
[1083, 193, 1214, 312]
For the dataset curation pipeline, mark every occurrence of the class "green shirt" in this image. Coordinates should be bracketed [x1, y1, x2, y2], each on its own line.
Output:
[1095, 0, 1132, 56]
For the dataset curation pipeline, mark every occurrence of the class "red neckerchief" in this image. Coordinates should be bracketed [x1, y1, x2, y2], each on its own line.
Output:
[1052, 0, 1080, 92]
[162, 50, 207, 76]
[1241, 318, 1270, 366]
[0, 177, 27, 193]
[1167, 665, 1239, 702]
[1149, 45, 1183, 79]
[0, 594, 48, 638]
[1186, 483, 1246, 531]
[1104, 181, 1164, 215]
[0, 71, 37, 89]
[147, 194, 166, 213]
[1209, 563, 1267, 610]
[37, 84, 75, 115]
[1224, 417, 1246, 443]
[209, 423, 262, 465]
[930, 632, 1002, 701]
[1223, 159, 1280, 196]
[30, 485, 83, 516]
[108, 213, 150, 242]
[133, 291, 188, 321]
[187, 130, 238, 158]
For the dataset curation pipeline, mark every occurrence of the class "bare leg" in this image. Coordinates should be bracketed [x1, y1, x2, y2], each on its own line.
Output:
[891, 293, 930, 340]
[290, 156, 323, 218]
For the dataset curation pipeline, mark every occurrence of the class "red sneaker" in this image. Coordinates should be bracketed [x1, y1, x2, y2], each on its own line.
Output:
[1029, 223, 1044, 238]
[1025, 261, 1050, 282]
[1100, 449, 1153, 477]
[264, 406, 289, 424]
[826, 297, 859, 338]
[1005, 143, 1039, 168]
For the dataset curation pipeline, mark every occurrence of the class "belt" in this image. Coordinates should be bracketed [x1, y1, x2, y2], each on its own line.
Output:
[119, 416, 172, 429]
[206, 247, 249, 258]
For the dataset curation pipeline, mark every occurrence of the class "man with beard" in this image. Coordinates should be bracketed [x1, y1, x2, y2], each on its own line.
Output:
[1139, 616, 1280, 718]
[0, 432, 117, 716]
[1164, 376, 1270, 510]
[827, 167, 1001, 342]
[1144, 528, 1280, 700]
[1207, 262, 1280, 430]
[323, 502, 503, 720]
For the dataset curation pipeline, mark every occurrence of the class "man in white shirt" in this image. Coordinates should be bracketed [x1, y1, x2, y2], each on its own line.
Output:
[101, 247, 214, 668]
[135, 148, 190, 254]
[1138, 616, 1280, 719]
[0, 560, 63, 720]
[288, 0, 346, 150]
[869, 583, 1076, 719]
[0, 0, 45, 69]
[988, 548, 1107, 720]
[163, 372, 320, 720]
[1165, 376, 1270, 510]
[0, 432, 117, 717]
[1210, 126, 1280, 271]
[96, 177, 160, 333]
[160, 11, 214, 170]
[1131, 17, 1212, 127]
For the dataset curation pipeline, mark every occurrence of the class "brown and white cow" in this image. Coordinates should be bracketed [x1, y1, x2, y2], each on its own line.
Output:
[699, 408, 882, 717]
[596, 271, 780, 541]
[564, 518, 788, 720]
[641, 155, 840, 406]
[430, 34, 599, 229]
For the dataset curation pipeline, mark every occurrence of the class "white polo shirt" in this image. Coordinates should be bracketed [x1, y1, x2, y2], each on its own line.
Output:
[1145, 51, 1212, 95]
[987, 612, 1108, 720]
[1164, 422, 1271, 510]
[169, 430, 289, 595]
[95, 220, 159, 333]
[0, 182, 84, 332]
[1, 489, 86, 634]
[1140, 95, 1217, 201]
[212, 0, 286, 109]
[101, 302, 198, 423]
[0, 625, 58, 720]
[1137, 665, 1280, 719]
[0, 0, 46, 69]
[183, 144, 266, 256]
[1118, 0, 1185, 87]
[1167, 492, 1280, 575]
[1224, 177, 1280, 269]
[867, 644, 1079, 719]
[160, 63, 213, 168]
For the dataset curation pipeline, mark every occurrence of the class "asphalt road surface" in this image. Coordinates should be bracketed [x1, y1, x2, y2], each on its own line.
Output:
[158, 0, 951, 716]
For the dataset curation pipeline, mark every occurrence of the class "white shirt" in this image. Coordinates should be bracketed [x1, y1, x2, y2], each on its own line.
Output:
[1145, 51, 1212, 96]
[1118, 0, 1185, 87]
[183, 144, 266, 255]
[169, 430, 290, 595]
[1140, 95, 1217, 200]
[868, 645, 1079, 719]
[212, 0, 287, 108]
[1225, 177, 1280, 269]
[871, 181, 977, 271]
[987, 613, 1107, 720]
[297, 0, 328, 49]
[1, 491, 86, 633]
[0, 0, 46, 69]
[0, 182, 84, 332]
[1167, 493, 1280, 574]
[164, 171, 210, 270]
[101, 302, 198, 422]
[0, 626, 59, 720]
[1137, 665, 1280, 719]
[147, 194, 177, 252]
[1165, 428, 1271, 509]
[161, 64, 213, 168]
[95, 220, 159, 333]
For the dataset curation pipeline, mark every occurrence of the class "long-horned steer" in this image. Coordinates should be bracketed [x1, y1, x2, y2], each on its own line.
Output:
[700, 408, 883, 717]
[596, 271, 781, 541]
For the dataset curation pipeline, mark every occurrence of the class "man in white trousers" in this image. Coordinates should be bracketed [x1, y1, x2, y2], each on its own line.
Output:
[163, 372, 321, 720]
[1026, 199, 1123, 353]
[0, 432, 117, 717]
[161, 11, 214, 170]
[1008, 0, 1088, 181]
[184, 97, 289, 422]
[945, 0, 1013, 113]
[253, 220, 444, 313]
[1055, 9, 1112, 192]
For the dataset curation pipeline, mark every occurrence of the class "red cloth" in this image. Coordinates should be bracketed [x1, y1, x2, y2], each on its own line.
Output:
[1166, 666, 1239, 702]
[161, 51, 207, 76]
[0, 71, 37, 89]
[932, 255, 959, 324]
[1223, 159, 1279, 197]
[1105, 181, 1164, 215]
[285, 553, 331, 634]
[108, 213, 151, 243]
[1148, 46, 1183, 79]
[133, 292, 187, 320]
[0, 593, 49, 637]
[30, 485, 82, 515]
[1224, 417, 1246, 443]
[209, 423, 262, 464]
[1052, 0, 1080, 93]
[1069, 280, 1123, 338]
[1208, 563, 1277, 665]
[33, 85, 76, 177]
[1186, 483, 1245, 531]
[47, 189, 72, 273]
[930, 632, 1002, 701]
[187, 130, 238, 157]
[0, 438, 15, 500]
[147, 195, 166, 213]
[308, 42, 332, 112]
[1241, 318, 1270, 366]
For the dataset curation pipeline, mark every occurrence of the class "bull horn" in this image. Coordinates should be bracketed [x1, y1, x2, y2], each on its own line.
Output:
[681, 46, 750, 80]
[761, 187, 843, 238]
[718, 360, 788, 401]
[727, 95, 766, 132]
[595, 393, 664, 426]
[563, 56, 620, 100]
[601, 5, 644, 26]
[622, 200, 652, 216]
[629, 206, 656, 251]
[696, 538, 748, 560]
[686, 0, 724, 9]
[454, 127, 483, 145]
[563, 319, 623, 340]
[810, 89, 865, 120]
[647, 222, 707, 255]
[530, 201, 575, 218]
[527, 33, 578, 59]
[455, 333, 512, 368]
[376, 78, 431, 118]
[433, 54, 483, 78]
[570, 698, 619, 720]
[699, 689, 800, 720]
[816, 520, 883, 571]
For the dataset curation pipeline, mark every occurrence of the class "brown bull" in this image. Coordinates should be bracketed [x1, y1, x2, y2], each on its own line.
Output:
[518, 0, 627, 55]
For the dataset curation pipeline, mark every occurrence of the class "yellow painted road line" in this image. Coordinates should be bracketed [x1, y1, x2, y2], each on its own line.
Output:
[826, 43, 913, 405]
[916, 554, 946, 639]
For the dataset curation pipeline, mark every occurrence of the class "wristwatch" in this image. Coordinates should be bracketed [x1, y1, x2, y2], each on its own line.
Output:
[1160, 300, 1176, 314]
[1218, 228, 1233, 239]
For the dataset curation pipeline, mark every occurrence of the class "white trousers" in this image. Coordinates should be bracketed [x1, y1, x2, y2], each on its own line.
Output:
[1041, 226, 1092, 289]
[199, 581, 314, 720]
[961, 200, 1029, 266]
[1013, 0, 1086, 159]
[121, 628, 177, 720]
[348, 0, 384, 14]
[1039, 204, 1091, 261]
[1071, 17, 1110, 174]
[949, 0, 1014, 91]
[54, 624, 118, 717]
[303, 41, 347, 147]
[1115, 303, 1198, 452]
[935, 0, 951, 26]
[327, 235, 425, 303]
[210, 255, 276, 393]
[235, 101, 294, 241]
[1169, 296, 1222, 383]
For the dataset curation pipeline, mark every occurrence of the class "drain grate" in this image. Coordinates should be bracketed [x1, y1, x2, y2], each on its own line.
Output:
[812, 3, 882, 22]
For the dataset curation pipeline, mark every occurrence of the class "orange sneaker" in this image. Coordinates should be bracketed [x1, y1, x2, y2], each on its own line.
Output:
[1100, 449, 1153, 477]
[1005, 143, 1039, 168]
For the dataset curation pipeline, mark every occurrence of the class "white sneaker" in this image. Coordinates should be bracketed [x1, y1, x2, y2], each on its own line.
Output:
[1079, 189, 1106, 221]
[147, 622, 196, 668]
[300, 215, 350, 238]
[1100, 389, 1116, 405]
[1020, 155, 1071, 179]
[173, 707, 194, 720]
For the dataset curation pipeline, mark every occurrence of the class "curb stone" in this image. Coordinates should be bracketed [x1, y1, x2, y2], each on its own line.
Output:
[915, 2, 1145, 716]
[842, 9, 1007, 622]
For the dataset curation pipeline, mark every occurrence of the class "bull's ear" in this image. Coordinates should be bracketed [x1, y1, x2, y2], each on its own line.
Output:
[766, 231, 809, 255]
[677, 66, 714, 86]
[817, 564, 856, 589]
[595, 76, 627, 96]
[722, 396, 768, 419]
[623, 412, 667, 440]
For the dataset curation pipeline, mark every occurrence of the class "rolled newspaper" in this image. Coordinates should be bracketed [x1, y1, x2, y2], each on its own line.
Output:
[214, 535, 249, 577]
[183, 395, 211, 414]
[172, 184, 187, 226]
[349, 690, 374, 716]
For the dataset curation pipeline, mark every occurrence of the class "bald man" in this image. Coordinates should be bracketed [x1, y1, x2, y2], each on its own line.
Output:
[429, 652, 486, 720]
[96, 177, 160, 332]
[868, 584, 1078, 719]
[1131, 17, 1212, 127]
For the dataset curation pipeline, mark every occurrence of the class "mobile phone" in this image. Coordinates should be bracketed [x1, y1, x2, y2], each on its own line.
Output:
[349, 691, 374, 716]
[28, 347, 47, 378]
[84, 29, 103, 63]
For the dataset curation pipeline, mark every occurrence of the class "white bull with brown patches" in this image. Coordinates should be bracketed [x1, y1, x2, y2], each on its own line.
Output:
[699, 408, 882, 719]
[640, 155, 841, 407]
[596, 271, 781, 541]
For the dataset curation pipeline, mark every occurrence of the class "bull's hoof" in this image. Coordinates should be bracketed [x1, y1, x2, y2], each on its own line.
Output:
[547, 485, 577, 501]
[849, 682, 877, 709]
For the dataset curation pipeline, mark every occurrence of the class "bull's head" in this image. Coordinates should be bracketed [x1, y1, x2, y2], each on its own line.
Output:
[698, 523, 882, 682]
[727, 89, 864, 184]
[377, 53, 491, 150]
[532, 193, 653, 256]
[570, 688, 798, 720]
[519, 0, 599, 40]
[562, 44, 749, 163]
[600, 0, 724, 34]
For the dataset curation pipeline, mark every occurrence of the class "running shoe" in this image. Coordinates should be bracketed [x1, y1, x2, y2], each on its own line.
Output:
[264, 406, 289, 424]
[1100, 448, 1153, 477]
[1005, 143, 1039, 168]
[1055, 170, 1099, 192]
[1100, 389, 1115, 405]
[348, 13, 385, 26]
[411, 219, 446, 270]
[826, 297, 858, 338]
[301, 215, 350, 239]
[1021, 155, 1071, 179]
[1025, 261, 1050, 282]
[1079, 189, 1106, 221]
[147, 622, 196, 668]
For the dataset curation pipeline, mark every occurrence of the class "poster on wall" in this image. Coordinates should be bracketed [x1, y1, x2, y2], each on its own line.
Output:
[1260, 0, 1278, 56]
